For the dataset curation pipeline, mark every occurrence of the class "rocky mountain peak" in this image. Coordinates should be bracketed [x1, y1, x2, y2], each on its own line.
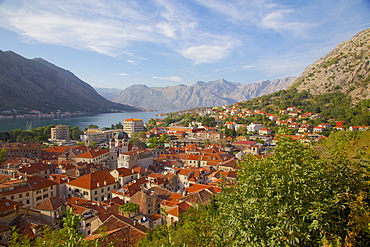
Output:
[293, 28, 370, 101]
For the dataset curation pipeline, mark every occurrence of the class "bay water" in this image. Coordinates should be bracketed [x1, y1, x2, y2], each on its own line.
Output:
[0, 109, 180, 132]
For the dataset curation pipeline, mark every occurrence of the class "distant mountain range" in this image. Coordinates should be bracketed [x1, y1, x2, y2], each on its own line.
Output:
[0, 50, 139, 113]
[110, 77, 295, 110]
[95, 87, 124, 100]
[2, 28, 368, 114]
[294, 28, 370, 101]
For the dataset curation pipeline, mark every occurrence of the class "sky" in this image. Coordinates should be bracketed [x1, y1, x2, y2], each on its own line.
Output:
[0, 0, 369, 90]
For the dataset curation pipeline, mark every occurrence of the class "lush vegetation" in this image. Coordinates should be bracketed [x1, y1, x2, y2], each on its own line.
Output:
[8, 207, 100, 247]
[0, 125, 84, 143]
[138, 135, 370, 246]
[239, 89, 370, 126]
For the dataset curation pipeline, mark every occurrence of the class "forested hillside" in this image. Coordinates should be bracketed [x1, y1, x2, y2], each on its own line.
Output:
[238, 88, 370, 126]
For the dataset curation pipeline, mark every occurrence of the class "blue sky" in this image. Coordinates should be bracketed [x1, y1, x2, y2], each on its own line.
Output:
[0, 0, 369, 90]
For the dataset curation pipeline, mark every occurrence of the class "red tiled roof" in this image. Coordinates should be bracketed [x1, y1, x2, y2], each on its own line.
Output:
[77, 148, 109, 158]
[67, 170, 116, 190]
[35, 196, 65, 211]
[0, 199, 23, 213]
[27, 175, 57, 190]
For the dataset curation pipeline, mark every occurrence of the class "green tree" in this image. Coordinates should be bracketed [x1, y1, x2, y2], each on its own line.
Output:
[119, 202, 139, 216]
[215, 139, 370, 246]
[8, 206, 99, 247]
[148, 118, 156, 125]
[87, 124, 99, 129]
[70, 126, 83, 140]
[89, 141, 98, 148]
[115, 122, 123, 129]
[0, 148, 7, 163]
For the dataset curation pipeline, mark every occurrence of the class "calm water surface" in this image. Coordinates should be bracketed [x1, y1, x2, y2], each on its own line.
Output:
[0, 109, 180, 132]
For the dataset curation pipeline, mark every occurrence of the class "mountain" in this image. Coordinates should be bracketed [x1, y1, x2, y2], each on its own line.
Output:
[0, 50, 139, 113]
[94, 87, 122, 100]
[293, 28, 370, 101]
[111, 77, 295, 110]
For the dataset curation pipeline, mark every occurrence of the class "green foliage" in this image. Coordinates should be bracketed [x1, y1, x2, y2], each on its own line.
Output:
[70, 126, 84, 140]
[138, 202, 221, 247]
[315, 130, 370, 162]
[115, 122, 123, 129]
[8, 206, 100, 247]
[0, 125, 56, 143]
[87, 124, 99, 129]
[216, 140, 370, 246]
[0, 148, 7, 163]
[119, 202, 139, 215]
[140, 139, 370, 246]
[322, 57, 340, 68]
[89, 141, 98, 148]
[148, 118, 156, 125]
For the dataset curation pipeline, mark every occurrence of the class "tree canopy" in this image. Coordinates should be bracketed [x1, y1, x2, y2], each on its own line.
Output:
[139, 138, 370, 246]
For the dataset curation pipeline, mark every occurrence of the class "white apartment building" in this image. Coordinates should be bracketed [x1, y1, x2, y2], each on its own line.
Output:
[50, 125, 70, 141]
[123, 118, 144, 135]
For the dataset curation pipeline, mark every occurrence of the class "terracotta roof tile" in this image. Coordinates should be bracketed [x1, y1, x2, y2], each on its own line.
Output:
[27, 176, 57, 190]
[35, 196, 65, 211]
[66, 170, 117, 190]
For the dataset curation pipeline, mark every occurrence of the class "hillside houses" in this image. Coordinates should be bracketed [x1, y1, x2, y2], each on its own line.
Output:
[1, 102, 368, 245]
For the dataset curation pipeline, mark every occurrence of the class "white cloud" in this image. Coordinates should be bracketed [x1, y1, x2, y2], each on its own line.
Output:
[115, 73, 130, 76]
[260, 9, 317, 36]
[127, 60, 138, 65]
[241, 65, 256, 70]
[179, 42, 235, 64]
[152, 76, 182, 82]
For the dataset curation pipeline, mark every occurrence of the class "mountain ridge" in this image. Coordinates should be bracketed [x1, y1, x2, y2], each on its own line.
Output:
[0, 50, 140, 113]
[293, 28, 370, 101]
[111, 77, 295, 110]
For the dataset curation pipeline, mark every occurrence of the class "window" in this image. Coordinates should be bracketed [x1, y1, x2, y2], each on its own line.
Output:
[101, 188, 104, 193]
[11, 195, 14, 200]
[94, 191, 97, 195]
[26, 200, 30, 204]
[19, 194, 22, 198]
[107, 187, 110, 191]
[26, 192, 29, 197]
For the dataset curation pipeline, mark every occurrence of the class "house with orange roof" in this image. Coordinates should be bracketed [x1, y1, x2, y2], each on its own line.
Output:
[34, 196, 66, 230]
[49, 174, 71, 197]
[199, 153, 226, 168]
[0, 157, 37, 179]
[66, 170, 118, 202]
[18, 162, 55, 179]
[217, 158, 240, 172]
[258, 128, 273, 135]
[0, 175, 58, 210]
[178, 153, 201, 168]
[131, 190, 160, 216]
[88, 213, 147, 245]
[0, 142, 42, 159]
[110, 167, 138, 187]
[117, 149, 153, 169]
[76, 148, 110, 166]
[111, 183, 142, 203]
[176, 168, 194, 193]
[164, 201, 191, 225]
